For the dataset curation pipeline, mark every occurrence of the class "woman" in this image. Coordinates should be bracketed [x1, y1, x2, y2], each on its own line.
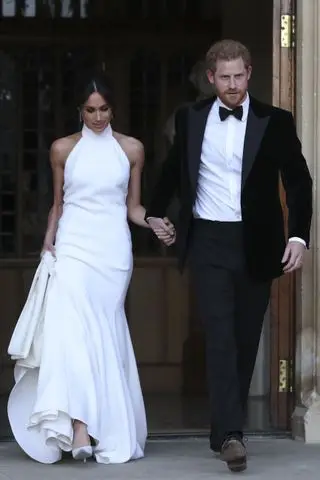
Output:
[7, 73, 173, 464]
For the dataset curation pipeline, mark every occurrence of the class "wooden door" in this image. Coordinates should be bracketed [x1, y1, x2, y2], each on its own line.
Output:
[270, 0, 296, 429]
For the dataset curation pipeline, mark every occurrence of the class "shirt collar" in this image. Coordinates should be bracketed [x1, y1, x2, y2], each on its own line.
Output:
[212, 93, 250, 123]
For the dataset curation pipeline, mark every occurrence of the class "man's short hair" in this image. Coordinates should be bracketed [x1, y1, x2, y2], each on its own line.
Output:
[206, 39, 252, 72]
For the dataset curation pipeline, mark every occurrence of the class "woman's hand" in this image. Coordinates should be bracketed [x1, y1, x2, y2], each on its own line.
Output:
[41, 241, 56, 257]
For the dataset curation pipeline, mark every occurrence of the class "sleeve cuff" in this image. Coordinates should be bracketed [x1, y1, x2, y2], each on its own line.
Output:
[288, 237, 306, 247]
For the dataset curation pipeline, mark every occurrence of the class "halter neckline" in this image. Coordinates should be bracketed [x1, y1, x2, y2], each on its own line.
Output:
[81, 123, 113, 140]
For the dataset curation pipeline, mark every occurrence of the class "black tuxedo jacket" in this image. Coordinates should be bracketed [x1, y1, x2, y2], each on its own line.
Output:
[146, 96, 313, 281]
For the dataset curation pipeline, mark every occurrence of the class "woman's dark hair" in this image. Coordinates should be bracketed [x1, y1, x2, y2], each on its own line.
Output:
[76, 70, 116, 112]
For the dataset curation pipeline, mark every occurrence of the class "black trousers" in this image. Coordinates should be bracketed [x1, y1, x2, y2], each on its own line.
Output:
[189, 220, 271, 450]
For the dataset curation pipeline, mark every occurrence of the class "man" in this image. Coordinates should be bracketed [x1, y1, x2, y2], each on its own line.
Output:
[145, 39, 313, 473]
[164, 58, 213, 145]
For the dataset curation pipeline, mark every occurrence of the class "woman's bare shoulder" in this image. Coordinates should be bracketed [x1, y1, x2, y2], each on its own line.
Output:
[50, 132, 82, 165]
[113, 131, 144, 166]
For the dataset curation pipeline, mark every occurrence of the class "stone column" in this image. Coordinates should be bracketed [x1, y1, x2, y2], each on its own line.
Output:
[292, 0, 320, 443]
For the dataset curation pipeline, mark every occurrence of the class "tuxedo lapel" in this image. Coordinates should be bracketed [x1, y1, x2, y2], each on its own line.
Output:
[187, 99, 214, 193]
[241, 100, 271, 188]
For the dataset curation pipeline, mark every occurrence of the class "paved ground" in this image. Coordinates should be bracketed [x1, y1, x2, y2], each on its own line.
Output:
[0, 438, 319, 479]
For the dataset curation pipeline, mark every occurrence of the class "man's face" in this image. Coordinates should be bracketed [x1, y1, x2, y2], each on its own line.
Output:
[207, 57, 252, 108]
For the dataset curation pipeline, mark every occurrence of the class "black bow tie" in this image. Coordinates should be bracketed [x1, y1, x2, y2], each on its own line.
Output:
[219, 105, 243, 121]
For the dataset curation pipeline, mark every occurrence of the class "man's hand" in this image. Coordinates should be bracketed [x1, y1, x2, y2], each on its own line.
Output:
[147, 217, 176, 246]
[282, 241, 306, 273]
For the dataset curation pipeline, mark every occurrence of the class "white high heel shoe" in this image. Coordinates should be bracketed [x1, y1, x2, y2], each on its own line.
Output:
[72, 445, 93, 463]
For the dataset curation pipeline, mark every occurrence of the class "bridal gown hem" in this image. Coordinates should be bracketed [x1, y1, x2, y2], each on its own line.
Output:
[7, 123, 147, 464]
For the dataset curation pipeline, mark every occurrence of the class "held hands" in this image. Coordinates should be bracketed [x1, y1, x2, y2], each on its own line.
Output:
[282, 241, 305, 273]
[147, 217, 176, 246]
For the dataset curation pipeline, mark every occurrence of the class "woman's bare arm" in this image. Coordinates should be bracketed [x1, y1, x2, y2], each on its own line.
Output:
[42, 136, 77, 252]
[117, 135, 149, 228]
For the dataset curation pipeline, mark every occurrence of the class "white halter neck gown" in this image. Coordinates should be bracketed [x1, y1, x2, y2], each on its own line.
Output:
[7, 124, 147, 464]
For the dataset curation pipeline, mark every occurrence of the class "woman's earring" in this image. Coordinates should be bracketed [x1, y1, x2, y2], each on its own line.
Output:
[79, 109, 83, 124]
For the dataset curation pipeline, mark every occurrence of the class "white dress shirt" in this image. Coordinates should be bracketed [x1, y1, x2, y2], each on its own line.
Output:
[193, 94, 305, 246]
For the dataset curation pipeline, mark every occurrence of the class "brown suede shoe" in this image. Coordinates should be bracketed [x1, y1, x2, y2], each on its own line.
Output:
[220, 437, 247, 472]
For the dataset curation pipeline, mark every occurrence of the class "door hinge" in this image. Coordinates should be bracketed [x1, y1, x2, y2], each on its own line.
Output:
[279, 359, 293, 393]
[281, 14, 296, 48]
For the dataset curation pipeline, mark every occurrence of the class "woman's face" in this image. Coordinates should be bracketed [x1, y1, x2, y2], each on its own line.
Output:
[82, 92, 112, 133]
